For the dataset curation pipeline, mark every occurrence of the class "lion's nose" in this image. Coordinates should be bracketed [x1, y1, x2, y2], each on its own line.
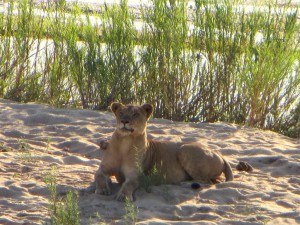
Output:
[121, 120, 129, 124]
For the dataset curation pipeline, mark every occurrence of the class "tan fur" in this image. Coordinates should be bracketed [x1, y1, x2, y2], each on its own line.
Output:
[95, 103, 233, 201]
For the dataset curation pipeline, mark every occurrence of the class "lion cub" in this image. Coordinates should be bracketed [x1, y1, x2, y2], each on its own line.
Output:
[94, 102, 233, 201]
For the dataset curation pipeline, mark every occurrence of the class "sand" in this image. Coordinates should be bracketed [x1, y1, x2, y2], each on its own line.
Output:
[0, 99, 299, 225]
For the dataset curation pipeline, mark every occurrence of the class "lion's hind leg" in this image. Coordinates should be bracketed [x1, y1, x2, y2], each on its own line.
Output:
[178, 143, 224, 184]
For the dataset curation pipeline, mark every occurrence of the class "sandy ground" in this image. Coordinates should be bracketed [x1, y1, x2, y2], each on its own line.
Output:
[0, 99, 300, 225]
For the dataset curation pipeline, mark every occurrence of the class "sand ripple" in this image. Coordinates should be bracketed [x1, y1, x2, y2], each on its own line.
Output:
[0, 99, 299, 224]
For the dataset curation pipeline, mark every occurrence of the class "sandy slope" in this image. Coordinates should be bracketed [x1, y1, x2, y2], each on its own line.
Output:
[0, 99, 299, 225]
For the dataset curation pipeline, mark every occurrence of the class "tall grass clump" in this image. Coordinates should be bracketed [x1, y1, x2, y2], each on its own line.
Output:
[39, 0, 75, 106]
[191, 0, 300, 129]
[190, 0, 247, 122]
[40, 0, 107, 108]
[43, 0, 138, 109]
[239, 5, 300, 129]
[0, 0, 46, 102]
[100, 0, 138, 107]
[278, 102, 300, 138]
[53, 3, 96, 108]
[140, 0, 192, 120]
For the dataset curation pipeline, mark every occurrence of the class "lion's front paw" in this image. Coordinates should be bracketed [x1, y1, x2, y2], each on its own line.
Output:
[95, 188, 112, 196]
[115, 191, 134, 202]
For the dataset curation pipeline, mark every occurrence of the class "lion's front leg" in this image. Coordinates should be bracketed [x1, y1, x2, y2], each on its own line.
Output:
[94, 167, 112, 195]
[116, 177, 139, 202]
[116, 168, 139, 201]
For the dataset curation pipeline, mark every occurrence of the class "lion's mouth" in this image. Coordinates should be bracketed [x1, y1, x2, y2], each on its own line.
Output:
[121, 127, 134, 132]
[119, 124, 134, 133]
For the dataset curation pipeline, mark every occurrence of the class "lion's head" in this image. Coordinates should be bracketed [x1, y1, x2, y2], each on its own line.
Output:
[111, 102, 153, 136]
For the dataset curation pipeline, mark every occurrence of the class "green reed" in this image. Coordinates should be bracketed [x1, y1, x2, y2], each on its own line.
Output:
[0, 0, 43, 101]
[0, 0, 299, 136]
[191, 0, 300, 130]
[100, 0, 138, 107]
[240, 5, 300, 129]
[139, 0, 191, 120]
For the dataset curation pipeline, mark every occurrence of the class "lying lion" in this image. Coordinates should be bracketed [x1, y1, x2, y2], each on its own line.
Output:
[94, 102, 234, 201]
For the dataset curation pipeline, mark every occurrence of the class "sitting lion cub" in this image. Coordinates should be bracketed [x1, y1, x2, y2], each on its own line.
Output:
[94, 102, 233, 201]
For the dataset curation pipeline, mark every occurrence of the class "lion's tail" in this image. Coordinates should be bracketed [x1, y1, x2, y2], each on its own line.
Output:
[223, 158, 234, 181]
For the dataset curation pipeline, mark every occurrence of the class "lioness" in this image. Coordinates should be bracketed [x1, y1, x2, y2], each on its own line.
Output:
[94, 102, 233, 201]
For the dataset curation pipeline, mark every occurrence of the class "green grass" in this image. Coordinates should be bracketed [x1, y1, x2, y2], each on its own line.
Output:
[0, 0, 299, 137]
[138, 163, 167, 193]
[43, 167, 140, 224]
[15, 137, 39, 162]
[124, 197, 138, 225]
[140, 0, 190, 119]
[44, 167, 80, 225]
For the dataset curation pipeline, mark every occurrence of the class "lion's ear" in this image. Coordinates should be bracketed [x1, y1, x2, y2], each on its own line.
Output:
[141, 103, 153, 118]
[99, 140, 109, 150]
[111, 102, 123, 114]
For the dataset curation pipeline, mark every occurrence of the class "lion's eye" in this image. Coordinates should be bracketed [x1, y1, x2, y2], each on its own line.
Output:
[133, 113, 139, 118]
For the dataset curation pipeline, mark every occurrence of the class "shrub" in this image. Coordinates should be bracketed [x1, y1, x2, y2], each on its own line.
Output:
[0, 0, 299, 136]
